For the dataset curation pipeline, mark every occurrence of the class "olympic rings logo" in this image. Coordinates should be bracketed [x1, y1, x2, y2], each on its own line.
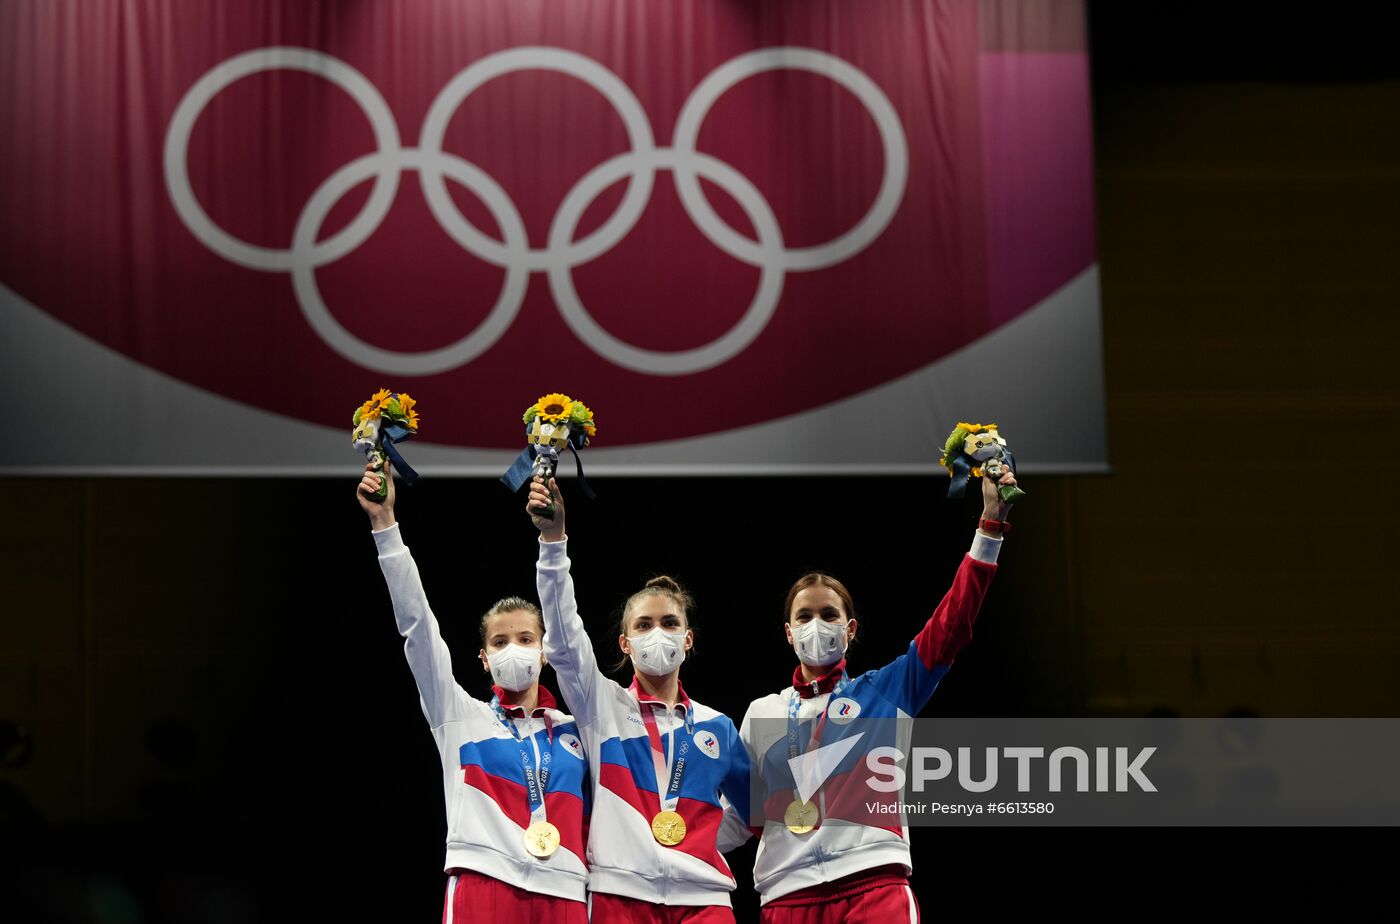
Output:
[165, 46, 907, 376]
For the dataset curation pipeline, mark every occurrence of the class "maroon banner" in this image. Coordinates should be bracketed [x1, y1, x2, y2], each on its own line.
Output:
[1, 0, 1102, 472]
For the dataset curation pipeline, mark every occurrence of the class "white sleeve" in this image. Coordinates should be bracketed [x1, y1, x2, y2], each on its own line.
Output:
[535, 536, 609, 727]
[716, 703, 759, 852]
[374, 523, 467, 727]
[970, 530, 1002, 564]
[717, 794, 755, 853]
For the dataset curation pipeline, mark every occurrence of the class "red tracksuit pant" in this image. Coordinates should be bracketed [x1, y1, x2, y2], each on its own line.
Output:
[759, 867, 921, 924]
[442, 869, 588, 923]
[589, 892, 736, 923]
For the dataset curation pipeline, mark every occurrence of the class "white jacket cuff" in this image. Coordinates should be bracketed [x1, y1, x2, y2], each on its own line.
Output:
[372, 521, 406, 556]
[538, 534, 569, 563]
[970, 530, 1002, 564]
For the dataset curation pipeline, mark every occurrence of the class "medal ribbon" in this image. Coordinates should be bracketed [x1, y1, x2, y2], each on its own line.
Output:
[492, 694, 552, 825]
[786, 673, 850, 801]
[638, 697, 693, 814]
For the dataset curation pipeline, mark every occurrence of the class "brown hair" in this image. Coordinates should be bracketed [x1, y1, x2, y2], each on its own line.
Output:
[783, 572, 857, 624]
[610, 575, 695, 673]
[479, 596, 545, 646]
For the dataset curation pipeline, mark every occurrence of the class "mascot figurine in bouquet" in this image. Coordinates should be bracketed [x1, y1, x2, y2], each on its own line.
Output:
[940, 422, 1026, 504]
[352, 388, 422, 502]
[501, 393, 596, 519]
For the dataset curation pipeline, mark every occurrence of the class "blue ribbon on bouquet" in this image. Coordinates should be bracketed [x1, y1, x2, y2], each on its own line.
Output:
[500, 425, 595, 499]
[380, 420, 420, 486]
[946, 448, 1015, 500]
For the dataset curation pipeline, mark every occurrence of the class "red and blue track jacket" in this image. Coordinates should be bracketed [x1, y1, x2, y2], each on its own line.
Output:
[375, 524, 591, 902]
[535, 536, 752, 908]
[735, 531, 1001, 904]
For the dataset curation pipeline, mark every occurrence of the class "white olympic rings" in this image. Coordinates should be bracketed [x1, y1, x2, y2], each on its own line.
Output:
[165, 45, 908, 376]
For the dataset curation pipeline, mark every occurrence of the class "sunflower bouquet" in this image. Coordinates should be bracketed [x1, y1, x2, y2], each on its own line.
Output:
[523, 393, 596, 443]
[351, 388, 422, 501]
[501, 392, 597, 517]
[939, 421, 1026, 504]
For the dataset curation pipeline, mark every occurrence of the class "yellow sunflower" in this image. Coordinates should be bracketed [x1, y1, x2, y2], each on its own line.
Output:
[407, 409, 420, 431]
[535, 393, 574, 423]
[358, 399, 382, 421]
[397, 392, 417, 416]
[956, 421, 997, 434]
[370, 388, 393, 411]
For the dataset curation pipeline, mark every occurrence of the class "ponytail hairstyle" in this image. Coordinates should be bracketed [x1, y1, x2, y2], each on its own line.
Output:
[610, 575, 696, 674]
[479, 596, 545, 646]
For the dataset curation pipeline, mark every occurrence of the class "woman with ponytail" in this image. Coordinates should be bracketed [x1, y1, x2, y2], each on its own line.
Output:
[527, 477, 752, 923]
[359, 461, 590, 921]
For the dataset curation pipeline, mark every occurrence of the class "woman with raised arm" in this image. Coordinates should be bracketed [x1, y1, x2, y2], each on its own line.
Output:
[734, 465, 1020, 923]
[359, 460, 590, 922]
[528, 476, 752, 923]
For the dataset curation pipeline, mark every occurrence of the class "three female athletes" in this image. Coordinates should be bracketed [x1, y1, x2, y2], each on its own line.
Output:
[365, 460, 1016, 921]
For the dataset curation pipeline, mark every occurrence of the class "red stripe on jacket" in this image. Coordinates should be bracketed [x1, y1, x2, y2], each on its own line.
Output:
[597, 762, 732, 877]
[462, 765, 588, 861]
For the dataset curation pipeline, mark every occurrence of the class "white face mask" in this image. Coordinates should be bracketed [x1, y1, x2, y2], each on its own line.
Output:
[487, 643, 543, 692]
[628, 627, 686, 676]
[792, 619, 848, 667]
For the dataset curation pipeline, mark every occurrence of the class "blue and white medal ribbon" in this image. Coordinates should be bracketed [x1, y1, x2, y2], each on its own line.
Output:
[492, 695, 559, 858]
[784, 674, 849, 833]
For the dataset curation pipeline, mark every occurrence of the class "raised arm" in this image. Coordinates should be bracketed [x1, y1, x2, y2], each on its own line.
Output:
[359, 460, 465, 727]
[529, 477, 609, 726]
[865, 465, 1018, 712]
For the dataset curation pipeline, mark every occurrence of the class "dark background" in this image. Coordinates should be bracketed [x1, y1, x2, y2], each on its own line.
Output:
[5, 2, 1400, 920]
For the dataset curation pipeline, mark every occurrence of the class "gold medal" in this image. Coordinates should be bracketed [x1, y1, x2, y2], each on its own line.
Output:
[784, 799, 819, 834]
[650, 809, 687, 846]
[523, 820, 561, 858]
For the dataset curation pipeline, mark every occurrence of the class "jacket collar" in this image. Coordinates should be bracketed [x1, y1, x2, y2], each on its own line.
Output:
[492, 683, 557, 715]
[629, 675, 692, 716]
[792, 659, 849, 699]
